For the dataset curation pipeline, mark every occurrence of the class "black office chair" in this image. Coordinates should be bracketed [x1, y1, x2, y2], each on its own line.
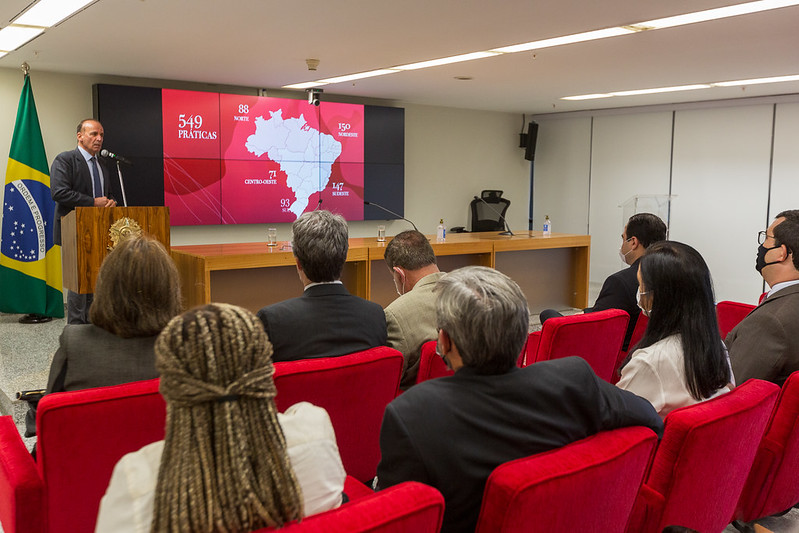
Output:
[470, 190, 510, 232]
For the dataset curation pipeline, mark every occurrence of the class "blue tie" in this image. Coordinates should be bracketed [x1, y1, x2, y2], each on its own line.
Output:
[89, 157, 102, 198]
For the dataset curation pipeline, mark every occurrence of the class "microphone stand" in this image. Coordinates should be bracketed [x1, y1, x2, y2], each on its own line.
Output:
[115, 161, 128, 207]
[474, 196, 514, 236]
[364, 201, 418, 231]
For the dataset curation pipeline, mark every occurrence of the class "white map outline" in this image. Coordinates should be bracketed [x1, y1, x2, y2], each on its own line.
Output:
[245, 110, 342, 218]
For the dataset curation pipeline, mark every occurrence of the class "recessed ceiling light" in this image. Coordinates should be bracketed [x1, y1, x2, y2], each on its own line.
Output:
[14, 0, 96, 28]
[639, 0, 799, 30]
[561, 94, 614, 101]
[317, 69, 399, 84]
[394, 51, 502, 71]
[714, 74, 799, 86]
[490, 27, 635, 54]
[284, 0, 799, 91]
[562, 75, 799, 100]
[454, 76, 473, 81]
[0, 26, 45, 52]
[283, 81, 330, 90]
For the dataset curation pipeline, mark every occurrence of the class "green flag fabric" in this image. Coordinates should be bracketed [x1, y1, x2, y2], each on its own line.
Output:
[0, 75, 64, 317]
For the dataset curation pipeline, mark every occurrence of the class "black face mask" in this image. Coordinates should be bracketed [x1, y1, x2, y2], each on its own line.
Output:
[755, 243, 782, 273]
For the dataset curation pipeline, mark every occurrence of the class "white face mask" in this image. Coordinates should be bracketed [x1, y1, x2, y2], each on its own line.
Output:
[393, 268, 405, 297]
[619, 237, 634, 265]
[636, 288, 652, 317]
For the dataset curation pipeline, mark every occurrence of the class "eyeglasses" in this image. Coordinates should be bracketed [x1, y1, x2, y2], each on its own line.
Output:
[758, 231, 775, 245]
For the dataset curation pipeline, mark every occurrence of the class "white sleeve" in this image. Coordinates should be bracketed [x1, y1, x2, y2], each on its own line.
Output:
[616, 350, 666, 416]
[95, 441, 164, 533]
[279, 402, 346, 517]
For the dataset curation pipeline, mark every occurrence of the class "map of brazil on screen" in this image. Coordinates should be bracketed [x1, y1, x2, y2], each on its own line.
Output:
[162, 89, 365, 225]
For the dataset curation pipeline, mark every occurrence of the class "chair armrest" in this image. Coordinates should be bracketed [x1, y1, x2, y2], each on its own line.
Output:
[626, 483, 665, 533]
[344, 475, 374, 500]
[522, 331, 542, 367]
[0, 416, 44, 533]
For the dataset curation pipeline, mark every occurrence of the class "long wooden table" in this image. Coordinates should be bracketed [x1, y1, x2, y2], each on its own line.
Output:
[171, 231, 590, 313]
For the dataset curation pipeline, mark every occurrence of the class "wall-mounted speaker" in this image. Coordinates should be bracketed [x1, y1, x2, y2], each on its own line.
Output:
[524, 121, 539, 161]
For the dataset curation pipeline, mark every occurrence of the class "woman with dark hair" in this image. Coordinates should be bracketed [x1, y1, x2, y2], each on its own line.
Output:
[617, 241, 732, 417]
[96, 303, 345, 532]
[44, 235, 182, 395]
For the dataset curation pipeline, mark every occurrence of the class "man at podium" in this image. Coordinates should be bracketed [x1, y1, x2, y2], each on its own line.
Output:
[51, 119, 117, 324]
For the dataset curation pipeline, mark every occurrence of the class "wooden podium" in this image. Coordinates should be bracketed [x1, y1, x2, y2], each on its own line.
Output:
[61, 206, 170, 294]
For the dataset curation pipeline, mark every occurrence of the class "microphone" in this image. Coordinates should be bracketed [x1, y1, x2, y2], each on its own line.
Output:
[100, 149, 132, 165]
[474, 196, 514, 236]
[364, 201, 418, 232]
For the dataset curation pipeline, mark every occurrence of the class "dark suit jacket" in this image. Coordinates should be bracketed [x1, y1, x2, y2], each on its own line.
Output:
[50, 148, 113, 245]
[46, 324, 159, 394]
[586, 258, 641, 350]
[256, 283, 387, 362]
[727, 283, 799, 387]
[376, 357, 663, 533]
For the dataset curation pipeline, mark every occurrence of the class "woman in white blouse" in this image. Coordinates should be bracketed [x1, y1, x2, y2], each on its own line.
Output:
[617, 241, 733, 417]
[96, 303, 345, 533]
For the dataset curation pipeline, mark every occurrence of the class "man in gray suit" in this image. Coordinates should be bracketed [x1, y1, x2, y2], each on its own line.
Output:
[383, 230, 446, 388]
[51, 119, 116, 324]
[728, 209, 799, 387]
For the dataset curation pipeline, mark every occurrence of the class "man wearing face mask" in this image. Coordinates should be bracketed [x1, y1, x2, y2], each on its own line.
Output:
[383, 230, 446, 389]
[375, 266, 663, 533]
[727, 210, 799, 387]
[540, 213, 667, 350]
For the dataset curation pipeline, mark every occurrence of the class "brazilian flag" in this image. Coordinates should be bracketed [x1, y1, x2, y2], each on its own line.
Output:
[0, 75, 64, 318]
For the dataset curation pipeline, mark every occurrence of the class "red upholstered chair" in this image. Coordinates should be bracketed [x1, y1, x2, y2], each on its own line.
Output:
[253, 481, 444, 533]
[522, 309, 629, 382]
[626, 379, 780, 533]
[475, 426, 658, 533]
[611, 314, 649, 385]
[734, 371, 799, 524]
[416, 341, 454, 384]
[0, 378, 166, 533]
[273, 346, 403, 482]
[716, 300, 756, 339]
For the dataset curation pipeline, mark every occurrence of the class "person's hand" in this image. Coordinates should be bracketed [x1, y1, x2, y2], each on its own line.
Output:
[93, 196, 117, 207]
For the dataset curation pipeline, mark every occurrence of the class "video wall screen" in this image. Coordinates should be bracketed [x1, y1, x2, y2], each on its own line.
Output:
[94, 84, 404, 225]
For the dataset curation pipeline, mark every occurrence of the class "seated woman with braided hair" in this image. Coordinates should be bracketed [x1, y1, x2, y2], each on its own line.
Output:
[96, 303, 346, 533]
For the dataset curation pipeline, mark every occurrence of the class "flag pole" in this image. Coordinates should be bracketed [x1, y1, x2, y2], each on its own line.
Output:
[12, 63, 55, 324]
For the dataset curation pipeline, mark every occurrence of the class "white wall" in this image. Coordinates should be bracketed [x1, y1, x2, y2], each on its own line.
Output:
[771, 103, 799, 218]
[534, 95, 799, 305]
[531, 116, 591, 235]
[588, 112, 672, 284]
[669, 105, 773, 302]
[0, 68, 530, 247]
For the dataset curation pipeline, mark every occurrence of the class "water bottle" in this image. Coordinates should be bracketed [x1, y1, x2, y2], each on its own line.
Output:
[437, 219, 446, 242]
[543, 215, 552, 236]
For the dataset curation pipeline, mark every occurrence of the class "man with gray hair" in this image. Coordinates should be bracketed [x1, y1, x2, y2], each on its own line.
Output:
[383, 230, 446, 388]
[376, 266, 663, 533]
[256, 210, 386, 362]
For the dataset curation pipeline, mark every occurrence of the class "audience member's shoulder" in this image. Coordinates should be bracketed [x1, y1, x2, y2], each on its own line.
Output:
[527, 356, 597, 380]
[390, 375, 454, 408]
[279, 402, 335, 442]
[62, 323, 114, 341]
[257, 295, 302, 315]
[353, 293, 385, 312]
[114, 440, 164, 486]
